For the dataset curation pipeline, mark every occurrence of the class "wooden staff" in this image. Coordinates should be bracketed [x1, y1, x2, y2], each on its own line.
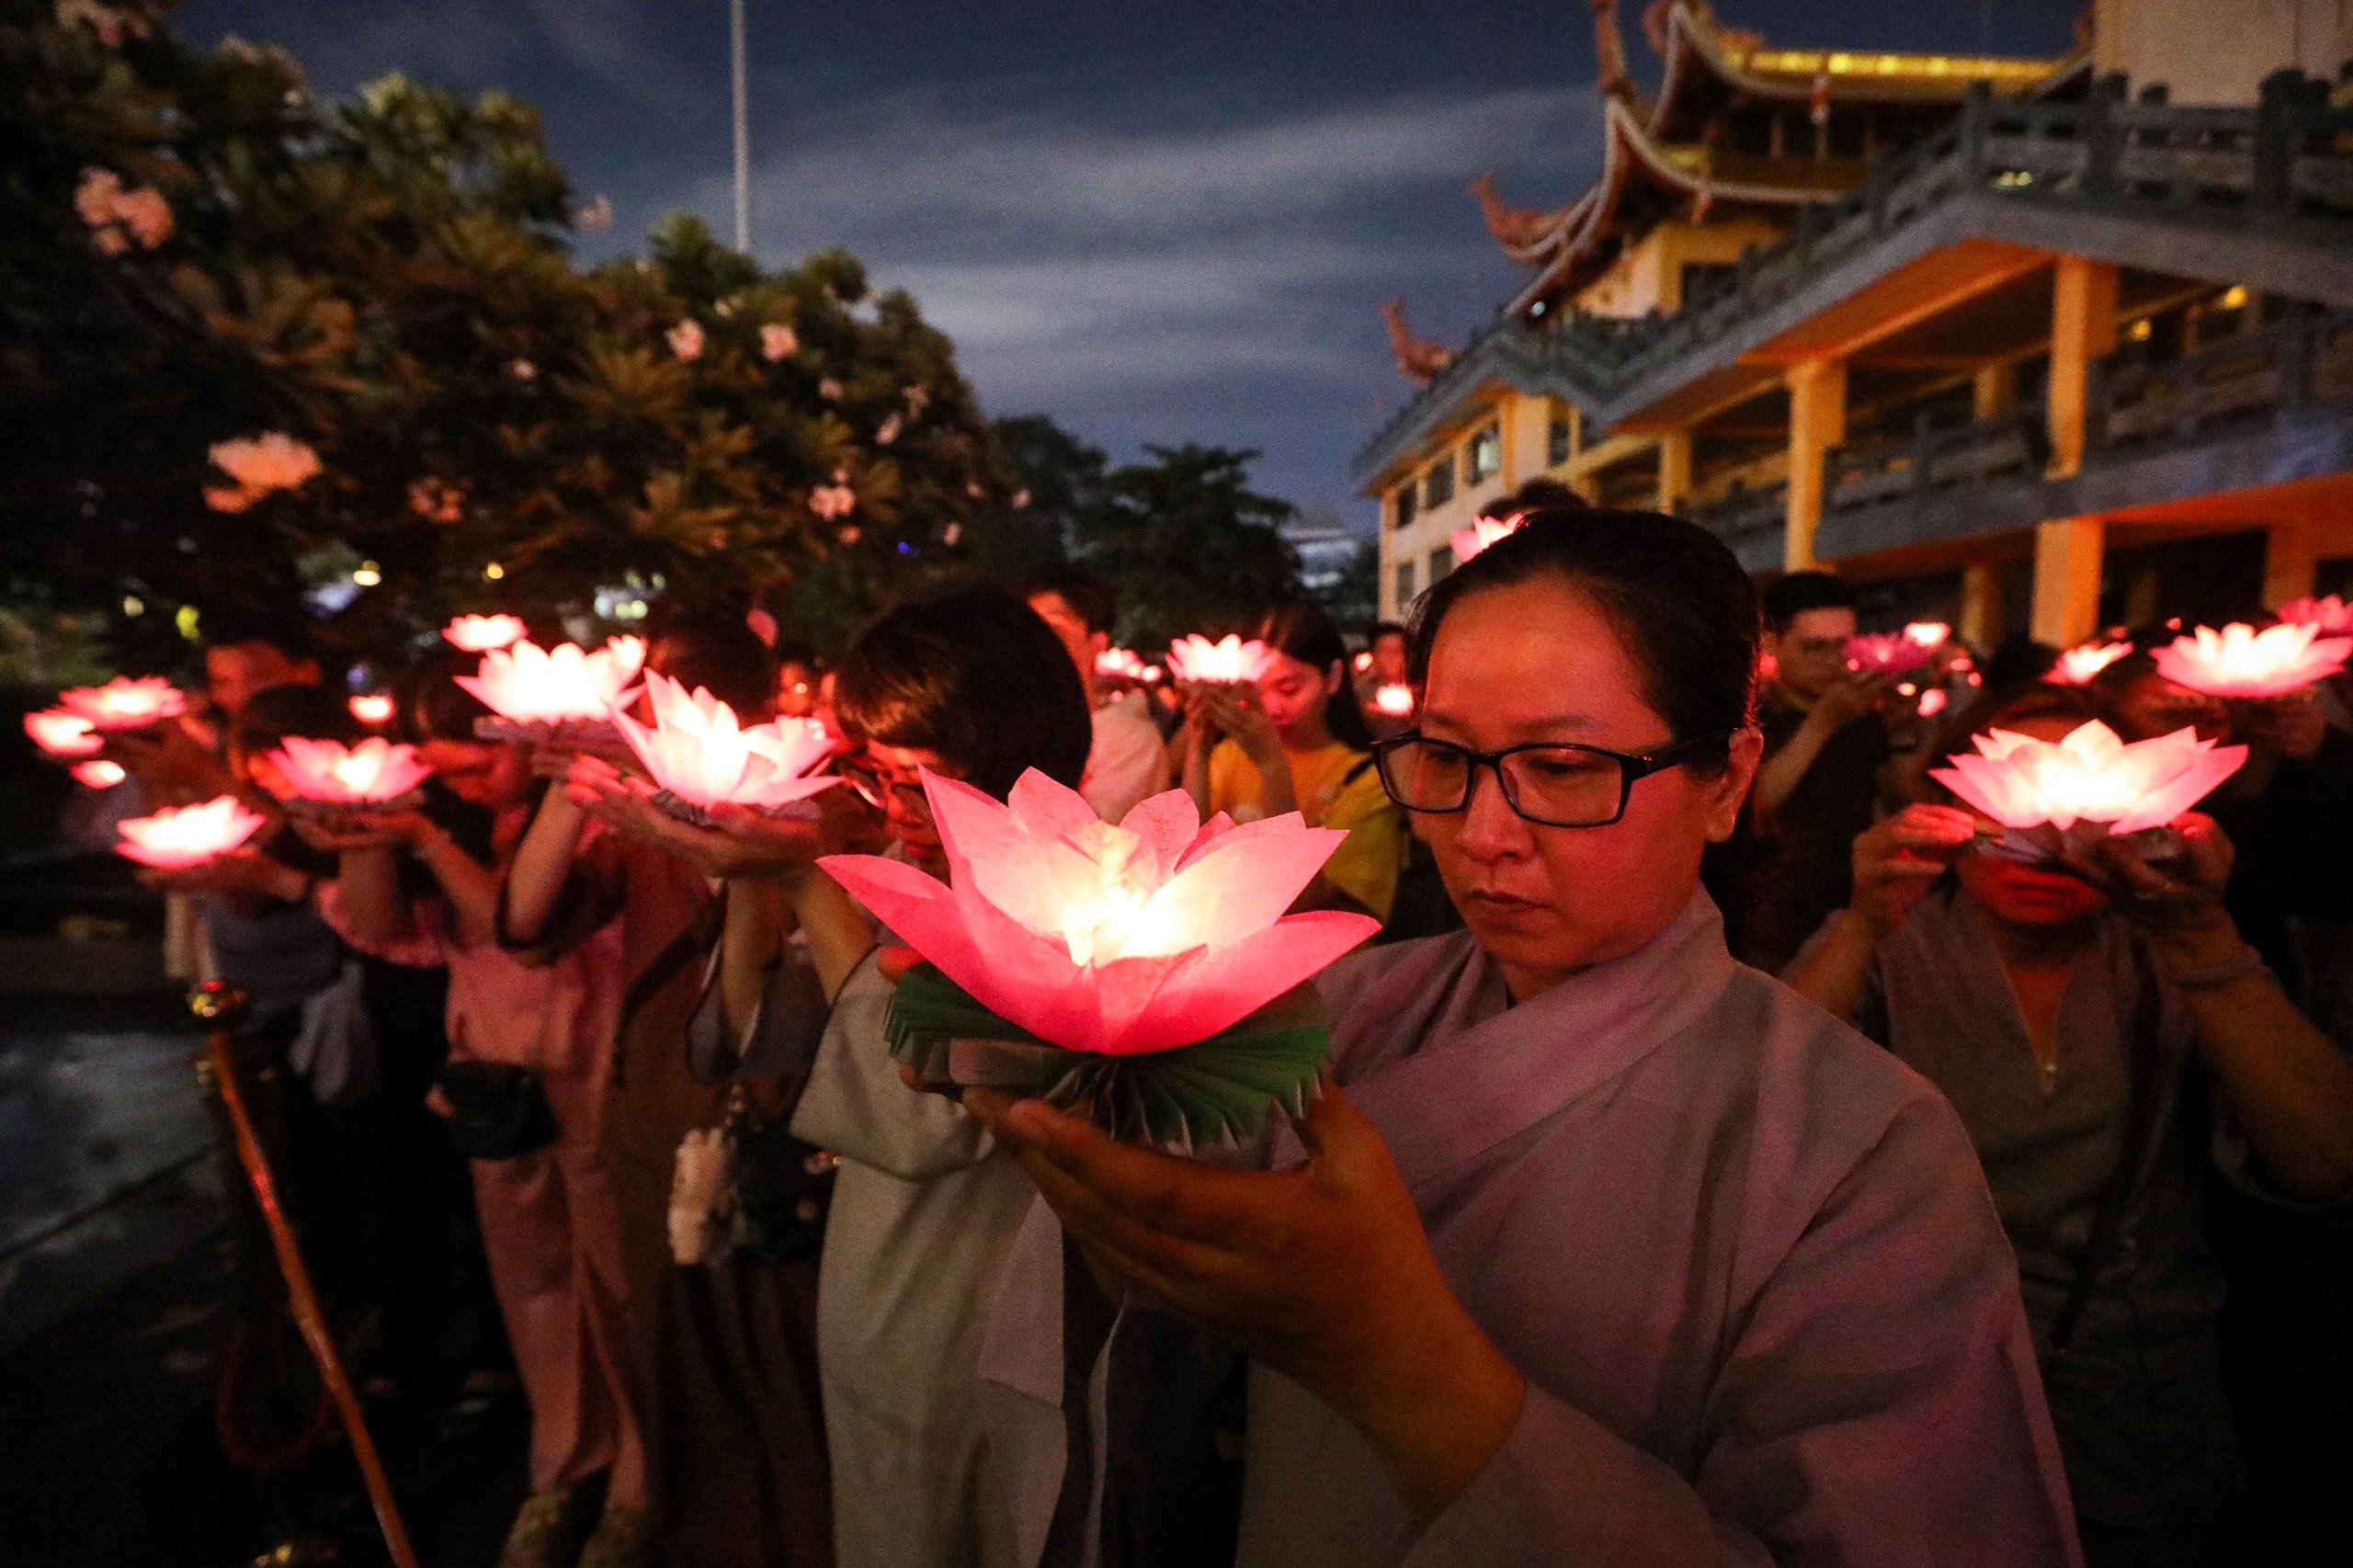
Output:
[193, 983, 421, 1568]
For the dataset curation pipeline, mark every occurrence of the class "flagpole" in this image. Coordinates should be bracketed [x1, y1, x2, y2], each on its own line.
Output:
[730, 0, 751, 252]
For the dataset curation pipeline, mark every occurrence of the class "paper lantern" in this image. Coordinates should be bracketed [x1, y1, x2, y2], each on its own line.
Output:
[2276, 595, 2353, 637]
[347, 694, 396, 725]
[2047, 641, 2132, 686]
[266, 736, 434, 811]
[25, 708, 102, 758]
[1916, 687, 1949, 718]
[2153, 621, 2353, 699]
[613, 671, 838, 823]
[1164, 634, 1278, 687]
[1933, 721, 2245, 867]
[1846, 622, 1949, 679]
[457, 636, 645, 740]
[1372, 683, 1416, 718]
[73, 760, 127, 789]
[1095, 648, 1148, 681]
[116, 795, 267, 869]
[1352, 651, 1374, 675]
[59, 676, 187, 732]
[821, 770, 1378, 1148]
[1449, 515, 1520, 565]
[442, 613, 528, 653]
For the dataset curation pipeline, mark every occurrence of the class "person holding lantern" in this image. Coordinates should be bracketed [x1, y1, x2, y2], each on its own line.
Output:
[1025, 567, 1170, 825]
[680, 585, 1095, 1568]
[1179, 599, 1405, 926]
[960, 510, 2077, 1566]
[1782, 680, 2353, 1566]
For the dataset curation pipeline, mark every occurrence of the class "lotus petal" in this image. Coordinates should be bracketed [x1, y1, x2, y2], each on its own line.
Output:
[2153, 621, 2353, 699]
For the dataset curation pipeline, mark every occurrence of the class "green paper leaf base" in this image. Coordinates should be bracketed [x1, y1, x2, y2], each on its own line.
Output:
[886, 966, 1329, 1155]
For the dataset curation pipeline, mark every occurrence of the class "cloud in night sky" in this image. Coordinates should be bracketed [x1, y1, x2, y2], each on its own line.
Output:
[177, 0, 2080, 528]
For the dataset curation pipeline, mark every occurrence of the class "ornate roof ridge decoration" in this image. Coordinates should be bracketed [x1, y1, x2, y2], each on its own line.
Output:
[1480, 1, 2081, 286]
[1382, 299, 1455, 385]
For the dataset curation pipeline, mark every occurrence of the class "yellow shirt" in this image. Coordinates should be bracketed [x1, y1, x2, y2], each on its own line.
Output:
[1207, 739, 1405, 923]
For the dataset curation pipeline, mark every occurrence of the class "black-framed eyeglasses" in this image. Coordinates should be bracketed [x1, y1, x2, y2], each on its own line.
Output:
[837, 756, 927, 812]
[1370, 731, 1731, 828]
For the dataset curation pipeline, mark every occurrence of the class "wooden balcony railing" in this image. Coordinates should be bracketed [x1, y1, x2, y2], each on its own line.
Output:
[1826, 407, 2049, 514]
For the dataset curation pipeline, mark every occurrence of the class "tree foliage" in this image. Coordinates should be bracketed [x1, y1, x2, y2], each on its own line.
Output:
[1, 0, 1001, 668]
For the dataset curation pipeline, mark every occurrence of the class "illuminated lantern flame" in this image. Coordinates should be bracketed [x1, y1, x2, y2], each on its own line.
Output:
[1845, 622, 1949, 678]
[2047, 641, 2132, 686]
[60, 676, 187, 731]
[74, 759, 127, 789]
[116, 795, 267, 869]
[25, 708, 102, 757]
[1164, 634, 1278, 687]
[1449, 515, 1521, 565]
[1917, 687, 1949, 718]
[1095, 648, 1148, 681]
[2276, 595, 2353, 637]
[1932, 720, 2245, 836]
[267, 736, 434, 803]
[1373, 683, 1416, 718]
[457, 636, 645, 722]
[820, 771, 1379, 1057]
[347, 694, 396, 725]
[443, 613, 528, 653]
[1352, 651, 1374, 675]
[2153, 621, 2353, 699]
[1142, 665, 1165, 684]
[614, 671, 838, 810]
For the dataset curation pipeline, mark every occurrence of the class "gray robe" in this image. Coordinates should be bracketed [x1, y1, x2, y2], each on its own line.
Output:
[981, 893, 2081, 1567]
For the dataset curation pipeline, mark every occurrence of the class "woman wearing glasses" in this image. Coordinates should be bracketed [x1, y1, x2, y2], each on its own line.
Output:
[966, 510, 2078, 1566]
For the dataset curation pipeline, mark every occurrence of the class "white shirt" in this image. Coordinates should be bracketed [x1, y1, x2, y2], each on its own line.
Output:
[1079, 690, 1169, 825]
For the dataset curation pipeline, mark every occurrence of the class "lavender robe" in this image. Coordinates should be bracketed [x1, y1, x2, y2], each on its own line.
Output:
[980, 893, 2081, 1567]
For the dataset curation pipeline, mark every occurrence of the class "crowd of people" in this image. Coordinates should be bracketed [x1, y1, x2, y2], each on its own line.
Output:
[60, 494, 2353, 1568]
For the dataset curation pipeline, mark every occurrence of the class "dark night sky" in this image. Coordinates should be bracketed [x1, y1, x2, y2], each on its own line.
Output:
[176, 1, 2079, 530]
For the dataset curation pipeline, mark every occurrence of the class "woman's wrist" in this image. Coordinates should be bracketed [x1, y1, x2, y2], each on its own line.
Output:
[1336, 1290, 1527, 1522]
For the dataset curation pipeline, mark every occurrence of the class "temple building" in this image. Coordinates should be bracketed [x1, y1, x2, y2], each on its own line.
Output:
[1360, 0, 2353, 648]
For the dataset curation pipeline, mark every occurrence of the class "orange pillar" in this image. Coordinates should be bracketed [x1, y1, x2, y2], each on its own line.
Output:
[1654, 431, 1692, 514]
[2264, 519, 2319, 608]
[2031, 517, 2105, 646]
[1785, 357, 1847, 572]
[1960, 561, 2004, 648]
[2046, 256, 2119, 480]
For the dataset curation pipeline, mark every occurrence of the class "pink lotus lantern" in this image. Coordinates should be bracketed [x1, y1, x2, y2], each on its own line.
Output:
[265, 736, 434, 815]
[1372, 683, 1416, 718]
[1449, 515, 1521, 565]
[1164, 634, 1279, 688]
[613, 672, 838, 824]
[2276, 595, 2353, 637]
[458, 635, 645, 744]
[1352, 651, 1374, 675]
[347, 694, 396, 726]
[2154, 621, 2353, 699]
[1095, 648, 1148, 682]
[1916, 687, 1949, 719]
[115, 795, 267, 870]
[821, 770, 1380, 1148]
[2047, 641, 2132, 686]
[443, 613, 528, 653]
[25, 708, 102, 758]
[1933, 720, 2245, 865]
[1845, 622, 1949, 679]
[74, 760, 127, 790]
[60, 676, 187, 732]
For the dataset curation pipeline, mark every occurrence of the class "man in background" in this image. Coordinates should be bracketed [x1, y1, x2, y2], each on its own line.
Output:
[1026, 569, 1169, 824]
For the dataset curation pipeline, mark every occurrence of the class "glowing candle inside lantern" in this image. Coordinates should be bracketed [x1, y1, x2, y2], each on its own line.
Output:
[443, 613, 528, 653]
[820, 771, 1378, 1058]
[348, 694, 396, 725]
[1352, 651, 1374, 675]
[1373, 683, 1416, 718]
[1932, 720, 2245, 836]
[457, 636, 645, 722]
[614, 672, 840, 812]
[1095, 648, 1147, 681]
[25, 708, 102, 757]
[116, 795, 267, 869]
[1449, 515, 1521, 565]
[1164, 634, 1278, 687]
[60, 676, 187, 731]
[2047, 640, 2132, 686]
[73, 759, 127, 789]
[267, 736, 434, 803]
[2154, 621, 2353, 699]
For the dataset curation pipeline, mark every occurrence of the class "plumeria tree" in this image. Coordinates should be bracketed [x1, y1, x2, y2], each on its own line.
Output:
[1, 0, 1003, 668]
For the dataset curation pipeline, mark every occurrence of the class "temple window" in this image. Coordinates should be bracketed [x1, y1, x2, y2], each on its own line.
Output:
[1467, 422, 1503, 484]
[1424, 452, 1456, 509]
